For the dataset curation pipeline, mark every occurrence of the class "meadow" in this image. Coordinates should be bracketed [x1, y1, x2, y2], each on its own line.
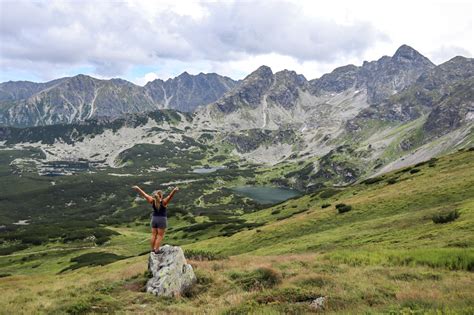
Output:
[0, 148, 473, 314]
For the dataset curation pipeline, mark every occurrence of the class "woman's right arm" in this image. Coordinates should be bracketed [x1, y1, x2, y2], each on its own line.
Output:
[132, 186, 153, 204]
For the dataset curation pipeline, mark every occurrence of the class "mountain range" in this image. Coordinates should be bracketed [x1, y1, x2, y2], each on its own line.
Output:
[0, 44, 472, 189]
[0, 72, 237, 127]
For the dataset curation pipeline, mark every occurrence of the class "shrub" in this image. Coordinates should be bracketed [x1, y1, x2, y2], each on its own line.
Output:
[297, 276, 330, 288]
[255, 287, 318, 304]
[362, 176, 384, 185]
[0, 243, 28, 256]
[319, 189, 339, 199]
[321, 203, 331, 209]
[271, 209, 281, 215]
[60, 252, 129, 273]
[184, 249, 228, 261]
[229, 267, 282, 291]
[432, 210, 460, 224]
[20, 236, 48, 245]
[387, 178, 397, 185]
[183, 270, 214, 298]
[396, 166, 413, 174]
[335, 203, 352, 214]
[409, 168, 421, 174]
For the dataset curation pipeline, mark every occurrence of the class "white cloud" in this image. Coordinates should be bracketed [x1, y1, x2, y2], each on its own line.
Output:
[0, 0, 472, 82]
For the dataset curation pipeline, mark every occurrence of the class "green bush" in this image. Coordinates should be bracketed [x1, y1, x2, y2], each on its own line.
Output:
[362, 176, 384, 185]
[321, 203, 331, 209]
[335, 203, 352, 214]
[396, 166, 413, 174]
[184, 249, 228, 261]
[183, 270, 214, 298]
[255, 287, 318, 304]
[271, 209, 281, 215]
[229, 267, 282, 291]
[432, 210, 460, 224]
[297, 276, 330, 288]
[60, 252, 129, 273]
[410, 168, 421, 174]
[0, 243, 28, 256]
[387, 178, 397, 185]
[319, 188, 339, 199]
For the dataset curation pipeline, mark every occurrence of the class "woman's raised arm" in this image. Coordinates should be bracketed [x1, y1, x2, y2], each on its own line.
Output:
[163, 187, 179, 206]
[132, 185, 154, 204]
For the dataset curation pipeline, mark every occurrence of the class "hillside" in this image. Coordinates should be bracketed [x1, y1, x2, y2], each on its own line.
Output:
[0, 149, 472, 314]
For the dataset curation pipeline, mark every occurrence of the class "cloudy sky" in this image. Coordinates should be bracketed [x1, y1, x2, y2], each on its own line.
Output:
[0, 0, 472, 85]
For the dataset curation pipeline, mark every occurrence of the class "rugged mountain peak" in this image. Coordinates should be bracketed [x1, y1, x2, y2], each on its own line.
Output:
[177, 71, 191, 79]
[144, 72, 238, 112]
[414, 56, 474, 91]
[210, 66, 275, 114]
[274, 69, 307, 85]
[247, 65, 273, 80]
[392, 44, 434, 66]
[356, 45, 435, 104]
[309, 64, 360, 94]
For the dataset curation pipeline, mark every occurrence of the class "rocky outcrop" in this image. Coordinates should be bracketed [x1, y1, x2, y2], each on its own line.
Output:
[146, 245, 196, 297]
[212, 65, 274, 114]
[310, 45, 434, 104]
[422, 78, 474, 140]
[346, 55, 474, 131]
[144, 72, 237, 112]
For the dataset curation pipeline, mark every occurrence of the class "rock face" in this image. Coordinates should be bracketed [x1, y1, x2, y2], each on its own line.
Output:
[0, 73, 236, 127]
[144, 72, 238, 112]
[310, 45, 435, 104]
[146, 245, 196, 297]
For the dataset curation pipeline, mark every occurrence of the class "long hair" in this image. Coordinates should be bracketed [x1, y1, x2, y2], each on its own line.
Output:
[153, 190, 163, 206]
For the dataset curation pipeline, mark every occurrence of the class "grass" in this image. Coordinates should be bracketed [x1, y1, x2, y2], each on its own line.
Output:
[0, 150, 473, 313]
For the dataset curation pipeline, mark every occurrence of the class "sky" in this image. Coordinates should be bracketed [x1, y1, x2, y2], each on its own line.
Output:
[0, 0, 472, 85]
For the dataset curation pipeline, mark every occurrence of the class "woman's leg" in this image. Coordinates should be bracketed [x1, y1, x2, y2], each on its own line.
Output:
[151, 228, 158, 251]
[153, 228, 166, 251]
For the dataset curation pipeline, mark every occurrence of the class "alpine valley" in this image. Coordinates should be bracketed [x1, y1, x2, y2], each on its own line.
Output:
[0, 45, 473, 314]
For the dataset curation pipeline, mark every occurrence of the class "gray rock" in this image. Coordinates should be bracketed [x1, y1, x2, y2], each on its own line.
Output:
[309, 296, 327, 310]
[146, 245, 196, 297]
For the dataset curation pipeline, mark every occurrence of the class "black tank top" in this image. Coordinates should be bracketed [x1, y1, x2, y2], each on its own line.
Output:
[152, 200, 167, 217]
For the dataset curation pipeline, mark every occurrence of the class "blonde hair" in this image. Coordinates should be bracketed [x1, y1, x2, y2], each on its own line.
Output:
[153, 190, 163, 205]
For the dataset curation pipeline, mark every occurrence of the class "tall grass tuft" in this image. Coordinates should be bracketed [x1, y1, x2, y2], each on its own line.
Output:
[229, 267, 282, 291]
[432, 210, 460, 224]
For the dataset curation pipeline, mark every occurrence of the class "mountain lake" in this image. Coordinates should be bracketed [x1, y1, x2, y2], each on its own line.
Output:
[231, 186, 301, 204]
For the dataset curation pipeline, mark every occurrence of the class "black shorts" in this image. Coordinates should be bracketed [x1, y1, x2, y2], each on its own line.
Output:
[151, 215, 167, 229]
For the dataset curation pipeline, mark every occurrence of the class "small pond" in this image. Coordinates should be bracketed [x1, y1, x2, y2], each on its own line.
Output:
[192, 166, 226, 174]
[231, 186, 301, 204]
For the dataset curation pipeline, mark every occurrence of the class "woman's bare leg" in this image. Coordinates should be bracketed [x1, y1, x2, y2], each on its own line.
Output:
[151, 228, 158, 251]
[154, 228, 166, 251]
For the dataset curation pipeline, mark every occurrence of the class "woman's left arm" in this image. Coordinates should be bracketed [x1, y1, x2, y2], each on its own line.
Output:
[163, 187, 179, 206]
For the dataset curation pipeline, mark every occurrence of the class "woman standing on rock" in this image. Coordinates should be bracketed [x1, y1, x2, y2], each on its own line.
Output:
[132, 185, 179, 254]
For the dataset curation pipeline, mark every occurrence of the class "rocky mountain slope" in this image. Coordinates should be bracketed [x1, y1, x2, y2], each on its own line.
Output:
[144, 72, 238, 112]
[0, 45, 472, 189]
[0, 73, 236, 127]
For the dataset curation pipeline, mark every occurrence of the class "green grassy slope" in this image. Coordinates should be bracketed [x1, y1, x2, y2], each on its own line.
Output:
[189, 149, 474, 259]
[0, 149, 472, 314]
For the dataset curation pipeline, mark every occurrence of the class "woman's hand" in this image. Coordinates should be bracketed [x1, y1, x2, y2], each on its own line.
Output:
[173, 186, 180, 192]
[132, 185, 140, 191]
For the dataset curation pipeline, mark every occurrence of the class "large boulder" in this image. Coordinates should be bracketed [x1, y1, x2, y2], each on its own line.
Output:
[146, 245, 196, 297]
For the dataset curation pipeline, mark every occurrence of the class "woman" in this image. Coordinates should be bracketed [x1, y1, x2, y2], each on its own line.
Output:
[132, 185, 179, 254]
